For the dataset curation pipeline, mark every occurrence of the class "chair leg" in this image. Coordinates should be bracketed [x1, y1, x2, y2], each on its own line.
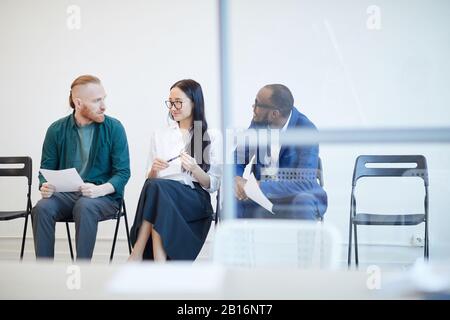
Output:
[424, 221, 429, 260]
[354, 224, 359, 268]
[66, 223, 74, 261]
[123, 211, 132, 254]
[347, 218, 353, 268]
[110, 215, 121, 263]
[20, 214, 29, 260]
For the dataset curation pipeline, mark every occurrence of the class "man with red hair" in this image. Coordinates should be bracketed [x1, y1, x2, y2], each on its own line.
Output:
[32, 75, 130, 260]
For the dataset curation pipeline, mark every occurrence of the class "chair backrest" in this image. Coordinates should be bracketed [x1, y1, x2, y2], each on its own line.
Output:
[213, 219, 341, 270]
[215, 158, 324, 224]
[352, 155, 428, 186]
[0, 157, 32, 185]
[214, 188, 221, 224]
[317, 157, 324, 187]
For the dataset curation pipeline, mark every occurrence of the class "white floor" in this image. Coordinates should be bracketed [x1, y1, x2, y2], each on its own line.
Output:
[0, 223, 217, 264]
[0, 221, 423, 273]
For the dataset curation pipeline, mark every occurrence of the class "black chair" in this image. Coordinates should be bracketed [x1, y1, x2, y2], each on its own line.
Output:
[216, 157, 325, 223]
[317, 157, 324, 188]
[347, 155, 429, 268]
[63, 199, 131, 262]
[0, 157, 33, 260]
[316, 157, 324, 221]
[214, 189, 221, 225]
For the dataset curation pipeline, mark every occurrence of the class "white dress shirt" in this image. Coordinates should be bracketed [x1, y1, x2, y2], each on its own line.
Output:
[146, 120, 222, 193]
[262, 110, 292, 177]
[270, 111, 292, 168]
[269, 110, 292, 166]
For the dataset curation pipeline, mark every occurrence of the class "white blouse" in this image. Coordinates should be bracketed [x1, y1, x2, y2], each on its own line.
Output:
[146, 121, 222, 193]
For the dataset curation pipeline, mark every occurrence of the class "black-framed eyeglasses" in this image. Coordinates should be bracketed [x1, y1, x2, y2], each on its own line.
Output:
[253, 99, 278, 110]
[165, 100, 184, 110]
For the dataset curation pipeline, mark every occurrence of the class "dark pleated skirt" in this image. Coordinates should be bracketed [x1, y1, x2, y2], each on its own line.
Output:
[130, 178, 213, 260]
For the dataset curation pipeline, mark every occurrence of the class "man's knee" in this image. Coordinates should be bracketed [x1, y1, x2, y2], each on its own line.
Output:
[236, 199, 268, 218]
[292, 192, 319, 220]
[293, 192, 316, 206]
[73, 197, 99, 220]
[236, 199, 246, 218]
[32, 198, 59, 221]
[272, 193, 318, 220]
[236, 199, 253, 218]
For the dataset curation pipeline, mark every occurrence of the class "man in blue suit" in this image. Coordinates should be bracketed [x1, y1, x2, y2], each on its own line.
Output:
[234, 84, 327, 220]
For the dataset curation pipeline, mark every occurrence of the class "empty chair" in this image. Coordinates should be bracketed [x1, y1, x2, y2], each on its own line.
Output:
[0, 156, 33, 260]
[213, 219, 341, 269]
[347, 155, 429, 268]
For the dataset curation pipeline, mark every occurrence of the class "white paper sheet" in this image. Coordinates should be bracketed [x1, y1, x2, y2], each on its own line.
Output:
[158, 158, 182, 178]
[39, 168, 84, 192]
[244, 173, 274, 214]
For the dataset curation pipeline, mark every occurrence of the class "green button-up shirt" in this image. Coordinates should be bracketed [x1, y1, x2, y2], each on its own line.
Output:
[38, 112, 131, 203]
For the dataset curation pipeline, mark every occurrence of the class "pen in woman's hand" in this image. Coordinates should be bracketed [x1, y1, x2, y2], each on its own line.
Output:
[166, 155, 180, 163]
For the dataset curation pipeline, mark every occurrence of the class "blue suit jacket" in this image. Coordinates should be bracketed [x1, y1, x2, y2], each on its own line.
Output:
[234, 107, 327, 216]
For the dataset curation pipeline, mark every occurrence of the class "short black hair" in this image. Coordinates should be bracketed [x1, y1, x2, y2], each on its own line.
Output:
[264, 84, 294, 117]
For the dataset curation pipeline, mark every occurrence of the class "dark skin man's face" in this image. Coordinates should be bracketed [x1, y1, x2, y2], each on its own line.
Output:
[252, 87, 274, 125]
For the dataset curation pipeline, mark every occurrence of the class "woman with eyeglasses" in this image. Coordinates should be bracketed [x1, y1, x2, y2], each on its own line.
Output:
[129, 79, 221, 261]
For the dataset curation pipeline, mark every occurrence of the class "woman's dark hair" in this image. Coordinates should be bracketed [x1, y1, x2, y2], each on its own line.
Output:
[170, 79, 210, 172]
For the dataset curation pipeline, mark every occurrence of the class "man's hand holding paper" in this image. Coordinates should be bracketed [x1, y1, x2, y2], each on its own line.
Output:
[40, 182, 56, 199]
[80, 183, 114, 199]
[40, 168, 84, 193]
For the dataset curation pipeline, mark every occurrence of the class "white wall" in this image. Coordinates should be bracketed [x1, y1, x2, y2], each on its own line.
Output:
[228, 0, 450, 129]
[0, 0, 220, 241]
[1, 0, 449, 264]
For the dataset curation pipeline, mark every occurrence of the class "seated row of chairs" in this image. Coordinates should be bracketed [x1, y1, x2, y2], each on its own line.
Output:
[0, 155, 429, 267]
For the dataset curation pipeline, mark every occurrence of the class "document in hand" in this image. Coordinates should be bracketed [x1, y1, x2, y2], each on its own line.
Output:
[159, 158, 182, 178]
[244, 173, 275, 214]
[39, 168, 84, 192]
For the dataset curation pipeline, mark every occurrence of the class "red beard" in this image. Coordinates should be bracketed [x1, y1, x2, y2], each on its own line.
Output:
[80, 105, 105, 123]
